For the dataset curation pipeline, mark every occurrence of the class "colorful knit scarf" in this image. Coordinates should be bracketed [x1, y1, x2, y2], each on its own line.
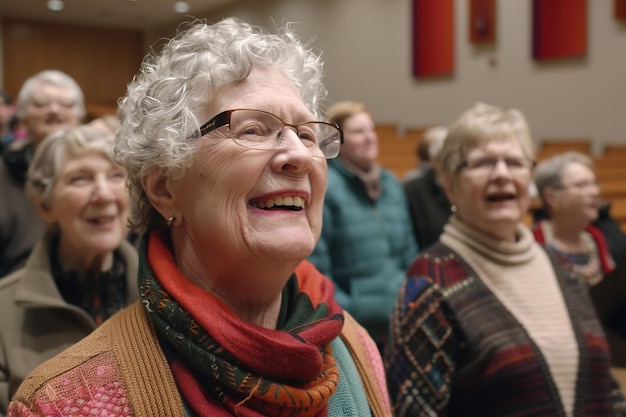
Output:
[139, 232, 344, 417]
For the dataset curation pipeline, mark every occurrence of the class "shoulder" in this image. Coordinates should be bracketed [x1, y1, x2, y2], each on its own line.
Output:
[380, 168, 402, 188]
[585, 224, 608, 243]
[327, 160, 352, 183]
[11, 311, 120, 409]
[340, 312, 392, 417]
[408, 245, 467, 283]
[118, 239, 138, 271]
[403, 174, 426, 191]
[2, 140, 33, 180]
[11, 305, 139, 409]
[0, 267, 25, 291]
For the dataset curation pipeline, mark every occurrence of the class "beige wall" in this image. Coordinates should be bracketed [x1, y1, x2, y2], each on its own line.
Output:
[3, 0, 624, 153]
[153, 0, 626, 155]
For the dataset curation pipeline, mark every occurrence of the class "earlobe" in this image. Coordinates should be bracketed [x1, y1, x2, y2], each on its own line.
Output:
[441, 178, 456, 206]
[34, 199, 57, 225]
[142, 170, 177, 220]
[543, 187, 557, 207]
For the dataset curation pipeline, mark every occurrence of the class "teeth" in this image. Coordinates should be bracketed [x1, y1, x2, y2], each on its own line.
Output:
[250, 196, 305, 209]
[91, 216, 114, 224]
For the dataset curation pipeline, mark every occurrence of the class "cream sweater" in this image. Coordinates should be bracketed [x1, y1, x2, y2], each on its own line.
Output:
[441, 216, 579, 417]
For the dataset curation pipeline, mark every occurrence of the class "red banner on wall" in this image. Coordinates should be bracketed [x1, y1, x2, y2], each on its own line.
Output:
[412, 0, 454, 78]
[469, 0, 496, 44]
[532, 0, 587, 61]
[616, 0, 626, 21]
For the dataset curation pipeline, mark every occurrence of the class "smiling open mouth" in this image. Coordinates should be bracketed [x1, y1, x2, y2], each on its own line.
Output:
[88, 216, 115, 224]
[250, 196, 305, 211]
[486, 192, 515, 202]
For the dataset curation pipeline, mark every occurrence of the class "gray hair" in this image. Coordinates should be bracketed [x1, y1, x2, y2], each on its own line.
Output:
[438, 102, 535, 185]
[115, 17, 327, 232]
[26, 125, 118, 209]
[426, 126, 449, 161]
[534, 151, 594, 209]
[16, 70, 85, 120]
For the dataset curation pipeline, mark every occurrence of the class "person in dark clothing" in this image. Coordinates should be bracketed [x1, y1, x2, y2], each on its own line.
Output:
[403, 125, 451, 249]
[594, 202, 626, 264]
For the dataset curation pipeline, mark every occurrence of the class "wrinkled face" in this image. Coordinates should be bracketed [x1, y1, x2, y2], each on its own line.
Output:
[24, 83, 82, 146]
[168, 65, 328, 268]
[444, 138, 532, 242]
[339, 111, 379, 170]
[41, 151, 129, 261]
[550, 162, 600, 224]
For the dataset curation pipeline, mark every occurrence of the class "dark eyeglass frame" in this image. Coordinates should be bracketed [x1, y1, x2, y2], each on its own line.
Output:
[194, 108, 344, 158]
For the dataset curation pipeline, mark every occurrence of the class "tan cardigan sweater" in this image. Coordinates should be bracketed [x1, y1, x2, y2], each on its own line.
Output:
[10, 302, 391, 417]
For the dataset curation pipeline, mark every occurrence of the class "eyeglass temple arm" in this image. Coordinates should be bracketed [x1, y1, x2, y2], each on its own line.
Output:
[197, 110, 231, 138]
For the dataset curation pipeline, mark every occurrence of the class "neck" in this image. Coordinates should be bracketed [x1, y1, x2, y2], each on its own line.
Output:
[172, 234, 296, 329]
[339, 155, 373, 173]
[548, 217, 587, 249]
[183, 261, 290, 329]
[458, 214, 518, 243]
[57, 238, 113, 272]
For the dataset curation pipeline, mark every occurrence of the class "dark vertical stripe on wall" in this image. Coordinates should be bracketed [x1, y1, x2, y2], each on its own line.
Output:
[412, 0, 454, 78]
[469, 0, 496, 44]
[616, 0, 626, 21]
[532, 0, 587, 61]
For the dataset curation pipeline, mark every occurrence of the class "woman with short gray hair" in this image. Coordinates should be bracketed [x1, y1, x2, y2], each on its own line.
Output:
[1, 70, 85, 278]
[532, 151, 614, 286]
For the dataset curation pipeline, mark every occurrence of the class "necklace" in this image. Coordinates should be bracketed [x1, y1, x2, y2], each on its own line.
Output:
[541, 221, 603, 286]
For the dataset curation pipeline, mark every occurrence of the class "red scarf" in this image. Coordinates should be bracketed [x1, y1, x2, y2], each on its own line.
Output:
[142, 232, 344, 416]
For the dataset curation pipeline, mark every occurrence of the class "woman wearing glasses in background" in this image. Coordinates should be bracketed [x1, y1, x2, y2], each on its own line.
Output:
[9, 18, 391, 417]
[385, 102, 625, 417]
[532, 151, 614, 287]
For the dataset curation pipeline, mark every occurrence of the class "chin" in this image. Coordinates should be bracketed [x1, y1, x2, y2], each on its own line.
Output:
[488, 213, 522, 226]
[86, 238, 123, 253]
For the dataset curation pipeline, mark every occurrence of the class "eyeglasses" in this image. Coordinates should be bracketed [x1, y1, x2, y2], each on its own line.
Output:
[30, 99, 78, 111]
[556, 180, 599, 190]
[193, 109, 344, 159]
[457, 156, 535, 174]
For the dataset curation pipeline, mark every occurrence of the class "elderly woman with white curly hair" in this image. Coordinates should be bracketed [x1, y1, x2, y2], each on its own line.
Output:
[0, 124, 137, 415]
[8, 18, 391, 417]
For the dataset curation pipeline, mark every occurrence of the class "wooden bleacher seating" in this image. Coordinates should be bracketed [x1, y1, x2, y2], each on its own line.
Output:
[85, 102, 118, 121]
[535, 139, 590, 161]
[376, 124, 424, 180]
[603, 145, 626, 158]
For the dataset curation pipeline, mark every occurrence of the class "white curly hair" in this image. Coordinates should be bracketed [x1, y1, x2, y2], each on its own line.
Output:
[115, 17, 327, 232]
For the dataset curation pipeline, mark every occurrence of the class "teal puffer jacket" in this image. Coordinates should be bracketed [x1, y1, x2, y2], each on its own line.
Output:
[309, 159, 418, 343]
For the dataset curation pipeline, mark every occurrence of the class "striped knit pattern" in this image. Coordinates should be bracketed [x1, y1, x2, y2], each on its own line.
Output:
[441, 219, 578, 416]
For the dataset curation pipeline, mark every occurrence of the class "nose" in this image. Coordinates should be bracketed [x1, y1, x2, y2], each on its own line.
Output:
[46, 101, 62, 113]
[274, 128, 314, 172]
[91, 176, 117, 203]
[490, 158, 512, 178]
